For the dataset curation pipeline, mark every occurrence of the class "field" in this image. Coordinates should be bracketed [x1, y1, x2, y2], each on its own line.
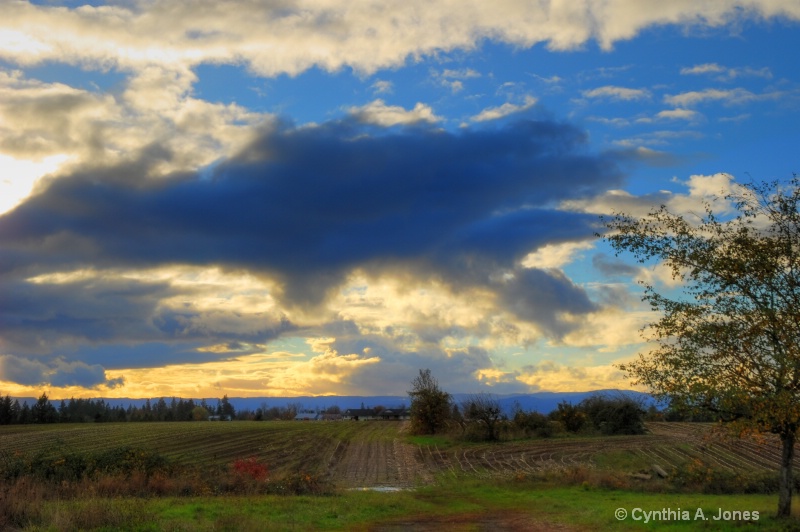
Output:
[2, 421, 800, 530]
[2, 421, 794, 486]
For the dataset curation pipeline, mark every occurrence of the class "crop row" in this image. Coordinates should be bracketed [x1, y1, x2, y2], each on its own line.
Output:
[3, 421, 798, 485]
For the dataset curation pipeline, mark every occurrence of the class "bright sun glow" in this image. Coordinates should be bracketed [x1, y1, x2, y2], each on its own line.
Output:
[0, 153, 69, 215]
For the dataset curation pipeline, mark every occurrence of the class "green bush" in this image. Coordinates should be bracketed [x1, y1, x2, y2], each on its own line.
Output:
[579, 394, 645, 435]
[513, 410, 554, 438]
[549, 401, 587, 433]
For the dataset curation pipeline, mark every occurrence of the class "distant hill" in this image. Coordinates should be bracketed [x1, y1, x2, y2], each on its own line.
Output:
[11, 390, 657, 415]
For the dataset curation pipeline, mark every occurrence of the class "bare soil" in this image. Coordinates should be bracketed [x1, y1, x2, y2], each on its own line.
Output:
[331, 437, 433, 488]
[328, 421, 800, 489]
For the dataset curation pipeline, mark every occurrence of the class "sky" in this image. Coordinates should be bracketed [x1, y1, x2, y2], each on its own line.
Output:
[1, 1, 799, 400]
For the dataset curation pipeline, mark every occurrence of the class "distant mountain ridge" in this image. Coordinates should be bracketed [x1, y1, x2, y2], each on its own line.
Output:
[10, 389, 656, 415]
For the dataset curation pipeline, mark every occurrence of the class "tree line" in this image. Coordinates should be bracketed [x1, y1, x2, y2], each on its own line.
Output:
[0, 393, 349, 424]
[408, 368, 650, 441]
[0, 393, 236, 424]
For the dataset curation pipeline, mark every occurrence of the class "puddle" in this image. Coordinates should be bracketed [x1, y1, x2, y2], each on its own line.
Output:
[348, 486, 411, 492]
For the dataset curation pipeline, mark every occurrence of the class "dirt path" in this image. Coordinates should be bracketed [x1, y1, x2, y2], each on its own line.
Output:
[329, 422, 432, 488]
[332, 438, 433, 488]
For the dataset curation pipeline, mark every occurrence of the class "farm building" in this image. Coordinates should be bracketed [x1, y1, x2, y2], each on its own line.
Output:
[342, 407, 409, 421]
[380, 408, 410, 421]
[294, 410, 319, 421]
[342, 408, 380, 421]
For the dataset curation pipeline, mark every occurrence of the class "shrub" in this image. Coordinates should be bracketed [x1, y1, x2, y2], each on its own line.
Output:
[513, 410, 554, 438]
[579, 394, 645, 435]
[232, 457, 269, 482]
[549, 401, 587, 433]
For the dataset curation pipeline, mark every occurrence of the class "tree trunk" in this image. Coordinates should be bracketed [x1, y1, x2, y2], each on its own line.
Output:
[778, 430, 795, 518]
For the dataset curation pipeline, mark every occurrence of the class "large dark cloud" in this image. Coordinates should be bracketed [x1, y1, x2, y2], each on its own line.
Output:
[0, 117, 626, 388]
[1, 118, 622, 305]
[0, 354, 124, 389]
[0, 273, 294, 357]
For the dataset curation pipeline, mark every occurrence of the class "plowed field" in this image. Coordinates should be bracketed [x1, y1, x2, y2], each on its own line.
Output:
[1, 421, 796, 488]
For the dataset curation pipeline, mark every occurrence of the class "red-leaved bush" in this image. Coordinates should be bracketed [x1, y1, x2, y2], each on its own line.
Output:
[232, 457, 268, 481]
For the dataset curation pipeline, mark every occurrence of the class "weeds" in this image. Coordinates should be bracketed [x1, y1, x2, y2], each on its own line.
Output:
[0, 447, 335, 530]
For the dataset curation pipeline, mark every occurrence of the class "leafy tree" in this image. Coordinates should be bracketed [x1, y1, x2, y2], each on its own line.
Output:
[579, 394, 645, 435]
[192, 405, 209, 421]
[408, 369, 451, 435]
[549, 401, 586, 433]
[461, 393, 503, 441]
[602, 176, 800, 518]
[512, 403, 553, 438]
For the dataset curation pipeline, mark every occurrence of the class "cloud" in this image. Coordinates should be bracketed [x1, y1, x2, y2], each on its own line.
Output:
[0, 68, 266, 215]
[0, 265, 295, 364]
[0, 115, 627, 391]
[3, 1, 797, 79]
[562, 173, 736, 218]
[470, 95, 538, 122]
[436, 68, 482, 93]
[346, 99, 441, 126]
[370, 80, 393, 94]
[680, 63, 773, 80]
[494, 268, 598, 339]
[522, 241, 595, 269]
[653, 108, 702, 121]
[441, 68, 481, 80]
[680, 63, 727, 76]
[0, 355, 124, 389]
[582, 86, 650, 101]
[0, 117, 623, 308]
[664, 88, 754, 106]
[517, 360, 629, 392]
[592, 253, 640, 278]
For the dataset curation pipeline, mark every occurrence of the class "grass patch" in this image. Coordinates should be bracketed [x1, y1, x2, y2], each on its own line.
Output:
[29, 478, 800, 531]
[592, 449, 654, 472]
[405, 433, 453, 448]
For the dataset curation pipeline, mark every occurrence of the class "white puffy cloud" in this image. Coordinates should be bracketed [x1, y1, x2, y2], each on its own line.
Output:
[0, 67, 266, 214]
[370, 80, 393, 94]
[582, 85, 651, 101]
[680, 63, 773, 80]
[653, 108, 702, 121]
[346, 99, 441, 126]
[664, 88, 758, 107]
[470, 95, 537, 122]
[3, 1, 797, 78]
[561, 172, 736, 218]
[521, 241, 595, 269]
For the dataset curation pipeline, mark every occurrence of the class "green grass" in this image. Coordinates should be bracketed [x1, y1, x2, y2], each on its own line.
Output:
[405, 433, 453, 448]
[31, 477, 800, 531]
[592, 449, 655, 472]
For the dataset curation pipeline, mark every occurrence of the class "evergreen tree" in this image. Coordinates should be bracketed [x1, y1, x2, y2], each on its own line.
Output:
[31, 393, 57, 424]
[0, 395, 12, 425]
